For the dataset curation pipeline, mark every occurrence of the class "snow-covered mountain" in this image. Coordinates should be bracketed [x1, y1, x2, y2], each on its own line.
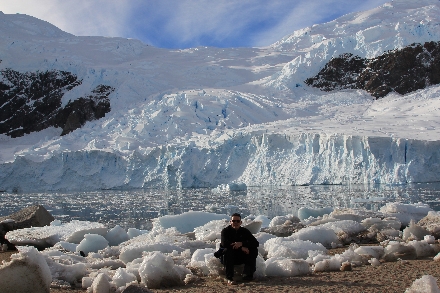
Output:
[1, 0, 440, 192]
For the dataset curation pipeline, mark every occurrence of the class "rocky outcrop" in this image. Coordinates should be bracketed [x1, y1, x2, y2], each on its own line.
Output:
[305, 41, 440, 98]
[0, 205, 54, 250]
[0, 68, 113, 137]
[0, 205, 54, 230]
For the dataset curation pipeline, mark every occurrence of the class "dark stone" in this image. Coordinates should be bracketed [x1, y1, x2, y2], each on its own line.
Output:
[0, 205, 53, 250]
[305, 41, 440, 99]
[0, 205, 54, 230]
[0, 69, 113, 138]
[121, 284, 154, 293]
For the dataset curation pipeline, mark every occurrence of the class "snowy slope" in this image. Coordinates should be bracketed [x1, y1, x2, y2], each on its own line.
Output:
[1, 0, 440, 192]
[265, 0, 440, 90]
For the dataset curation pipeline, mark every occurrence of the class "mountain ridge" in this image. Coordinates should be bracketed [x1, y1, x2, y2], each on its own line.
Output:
[305, 41, 440, 98]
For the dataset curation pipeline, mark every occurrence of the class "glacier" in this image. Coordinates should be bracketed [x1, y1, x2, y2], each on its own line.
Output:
[2, 132, 440, 192]
[2, 0, 440, 192]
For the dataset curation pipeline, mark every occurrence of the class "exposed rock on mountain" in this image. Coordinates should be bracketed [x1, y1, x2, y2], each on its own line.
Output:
[0, 68, 113, 137]
[305, 41, 440, 98]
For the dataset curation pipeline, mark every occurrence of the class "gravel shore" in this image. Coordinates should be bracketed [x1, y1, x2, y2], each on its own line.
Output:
[2, 248, 440, 293]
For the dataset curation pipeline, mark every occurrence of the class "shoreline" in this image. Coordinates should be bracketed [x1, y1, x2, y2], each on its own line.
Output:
[3, 247, 440, 293]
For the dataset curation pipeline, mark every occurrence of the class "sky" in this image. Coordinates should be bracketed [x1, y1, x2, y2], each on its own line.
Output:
[0, 0, 390, 49]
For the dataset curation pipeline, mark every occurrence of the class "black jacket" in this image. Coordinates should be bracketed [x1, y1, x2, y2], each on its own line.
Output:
[221, 225, 259, 250]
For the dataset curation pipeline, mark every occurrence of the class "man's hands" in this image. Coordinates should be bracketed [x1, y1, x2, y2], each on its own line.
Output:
[231, 242, 242, 249]
[231, 242, 249, 254]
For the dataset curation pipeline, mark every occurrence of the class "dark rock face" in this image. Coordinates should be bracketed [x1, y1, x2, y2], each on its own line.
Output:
[0, 205, 54, 230]
[305, 41, 440, 98]
[0, 68, 113, 137]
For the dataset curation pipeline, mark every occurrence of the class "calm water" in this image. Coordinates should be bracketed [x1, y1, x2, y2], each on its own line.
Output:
[1, 183, 440, 229]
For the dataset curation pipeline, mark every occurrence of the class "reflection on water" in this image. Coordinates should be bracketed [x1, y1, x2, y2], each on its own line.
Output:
[1, 183, 440, 229]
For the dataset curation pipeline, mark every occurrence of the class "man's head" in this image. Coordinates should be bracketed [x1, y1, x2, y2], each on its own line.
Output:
[230, 213, 242, 230]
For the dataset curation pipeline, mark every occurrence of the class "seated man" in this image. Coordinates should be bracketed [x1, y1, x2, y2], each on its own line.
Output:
[219, 213, 259, 284]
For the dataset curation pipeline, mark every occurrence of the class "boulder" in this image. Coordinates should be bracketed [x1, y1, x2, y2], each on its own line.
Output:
[0, 205, 54, 250]
[122, 284, 154, 293]
[0, 205, 54, 230]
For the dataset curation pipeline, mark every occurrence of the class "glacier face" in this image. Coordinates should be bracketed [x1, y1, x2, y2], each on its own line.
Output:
[2, 133, 440, 192]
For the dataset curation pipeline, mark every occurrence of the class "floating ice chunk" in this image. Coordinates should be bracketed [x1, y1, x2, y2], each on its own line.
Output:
[354, 245, 384, 259]
[91, 273, 111, 293]
[313, 257, 341, 272]
[254, 215, 271, 228]
[255, 232, 277, 246]
[418, 211, 440, 236]
[205, 253, 224, 276]
[118, 228, 195, 264]
[154, 211, 228, 233]
[330, 208, 375, 222]
[53, 241, 78, 252]
[44, 254, 88, 284]
[380, 203, 432, 226]
[383, 241, 417, 261]
[362, 217, 402, 230]
[334, 245, 365, 266]
[265, 257, 311, 277]
[76, 234, 109, 255]
[112, 267, 137, 288]
[318, 220, 366, 235]
[403, 221, 430, 241]
[5, 220, 107, 248]
[138, 252, 187, 289]
[287, 226, 339, 247]
[194, 219, 228, 241]
[212, 183, 247, 192]
[269, 215, 299, 227]
[407, 240, 436, 258]
[0, 246, 52, 293]
[405, 275, 440, 293]
[368, 258, 381, 266]
[243, 220, 262, 234]
[298, 207, 333, 221]
[105, 225, 129, 246]
[51, 219, 62, 226]
[424, 235, 436, 244]
[265, 237, 326, 259]
[127, 228, 148, 239]
[190, 248, 217, 275]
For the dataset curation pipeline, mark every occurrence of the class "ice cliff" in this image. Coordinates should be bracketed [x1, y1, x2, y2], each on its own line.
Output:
[2, 133, 440, 192]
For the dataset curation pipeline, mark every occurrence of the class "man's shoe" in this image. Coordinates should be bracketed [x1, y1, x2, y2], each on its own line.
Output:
[242, 275, 254, 281]
[226, 278, 237, 285]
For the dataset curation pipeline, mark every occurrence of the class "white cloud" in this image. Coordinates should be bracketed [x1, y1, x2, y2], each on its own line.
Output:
[0, 0, 130, 37]
[0, 0, 390, 48]
[252, 0, 390, 47]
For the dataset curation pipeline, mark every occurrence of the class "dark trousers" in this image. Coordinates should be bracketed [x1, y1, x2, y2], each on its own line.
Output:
[223, 248, 257, 279]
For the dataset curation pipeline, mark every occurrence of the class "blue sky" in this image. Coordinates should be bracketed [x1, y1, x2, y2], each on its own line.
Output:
[0, 0, 389, 49]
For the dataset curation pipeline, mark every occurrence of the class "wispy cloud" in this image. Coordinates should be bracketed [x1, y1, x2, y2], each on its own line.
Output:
[0, 0, 130, 37]
[0, 0, 390, 48]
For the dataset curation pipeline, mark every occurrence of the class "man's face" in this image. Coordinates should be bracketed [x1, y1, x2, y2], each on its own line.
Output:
[230, 216, 242, 229]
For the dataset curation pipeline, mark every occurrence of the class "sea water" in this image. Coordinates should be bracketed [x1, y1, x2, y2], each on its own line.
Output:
[1, 183, 440, 229]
